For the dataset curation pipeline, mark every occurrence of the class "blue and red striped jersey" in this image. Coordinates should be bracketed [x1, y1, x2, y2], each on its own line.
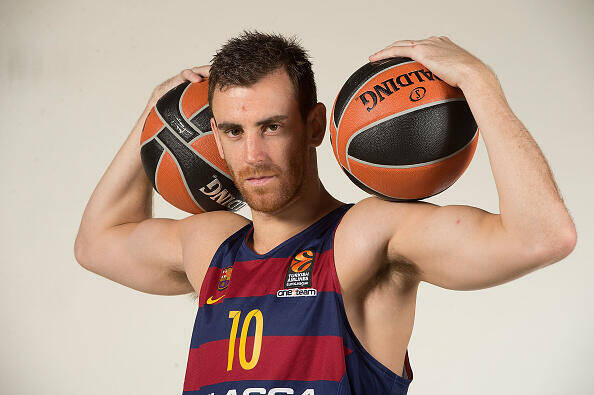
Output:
[182, 203, 413, 394]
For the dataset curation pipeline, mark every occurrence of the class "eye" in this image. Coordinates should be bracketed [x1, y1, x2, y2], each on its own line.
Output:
[266, 124, 280, 132]
[225, 128, 242, 137]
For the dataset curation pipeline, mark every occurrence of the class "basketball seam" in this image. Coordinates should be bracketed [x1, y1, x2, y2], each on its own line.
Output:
[179, 83, 209, 135]
[334, 60, 416, 130]
[140, 125, 167, 149]
[342, 166, 394, 199]
[153, 106, 232, 181]
[188, 130, 213, 145]
[188, 103, 209, 121]
[188, 104, 211, 128]
[334, 61, 416, 169]
[154, 135, 207, 213]
[347, 127, 478, 169]
[153, 149, 165, 194]
[344, 97, 467, 173]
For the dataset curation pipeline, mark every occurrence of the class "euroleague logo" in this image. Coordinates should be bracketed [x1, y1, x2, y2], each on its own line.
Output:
[290, 250, 314, 273]
[278, 249, 317, 298]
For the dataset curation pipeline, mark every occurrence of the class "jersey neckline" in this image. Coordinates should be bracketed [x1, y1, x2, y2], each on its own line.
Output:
[240, 203, 352, 259]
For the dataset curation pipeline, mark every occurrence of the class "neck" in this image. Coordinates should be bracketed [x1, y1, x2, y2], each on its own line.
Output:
[247, 177, 344, 255]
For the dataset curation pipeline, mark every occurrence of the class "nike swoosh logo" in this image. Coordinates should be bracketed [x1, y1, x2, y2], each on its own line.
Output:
[206, 294, 226, 304]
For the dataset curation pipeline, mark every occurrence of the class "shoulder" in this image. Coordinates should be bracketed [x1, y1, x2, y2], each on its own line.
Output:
[338, 196, 437, 236]
[179, 211, 251, 252]
[334, 197, 428, 285]
[337, 196, 408, 238]
[178, 211, 251, 290]
[180, 209, 250, 234]
[335, 197, 403, 258]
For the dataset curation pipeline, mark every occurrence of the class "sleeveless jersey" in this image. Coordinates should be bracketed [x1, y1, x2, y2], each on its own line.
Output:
[182, 203, 413, 395]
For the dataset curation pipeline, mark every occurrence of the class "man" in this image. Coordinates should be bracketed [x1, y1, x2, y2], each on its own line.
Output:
[74, 30, 577, 394]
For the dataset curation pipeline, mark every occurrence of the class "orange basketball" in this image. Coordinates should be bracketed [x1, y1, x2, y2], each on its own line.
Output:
[140, 80, 245, 214]
[330, 57, 479, 201]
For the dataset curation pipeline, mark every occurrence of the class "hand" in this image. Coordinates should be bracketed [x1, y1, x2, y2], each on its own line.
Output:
[148, 64, 211, 106]
[368, 36, 489, 90]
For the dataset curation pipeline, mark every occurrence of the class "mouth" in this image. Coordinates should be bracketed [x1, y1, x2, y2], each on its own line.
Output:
[245, 175, 275, 186]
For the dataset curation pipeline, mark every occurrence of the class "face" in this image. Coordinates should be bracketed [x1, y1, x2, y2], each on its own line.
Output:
[210, 67, 324, 213]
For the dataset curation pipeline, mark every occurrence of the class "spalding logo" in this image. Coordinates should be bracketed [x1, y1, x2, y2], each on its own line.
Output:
[199, 175, 245, 211]
[357, 68, 443, 112]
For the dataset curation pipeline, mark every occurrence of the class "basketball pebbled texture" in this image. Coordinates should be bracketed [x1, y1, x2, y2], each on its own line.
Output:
[140, 80, 245, 214]
[330, 57, 479, 201]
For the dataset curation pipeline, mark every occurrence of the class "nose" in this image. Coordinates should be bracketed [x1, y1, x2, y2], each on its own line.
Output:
[244, 131, 268, 165]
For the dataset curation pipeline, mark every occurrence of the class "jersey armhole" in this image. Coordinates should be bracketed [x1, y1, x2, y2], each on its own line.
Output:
[196, 222, 252, 303]
[329, 207, 414, 385]
[209, 222, 252, 267]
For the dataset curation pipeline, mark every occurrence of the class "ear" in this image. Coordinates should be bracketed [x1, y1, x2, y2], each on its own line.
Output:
[307, 102, 327, 148]
[210, 117, 225, 160]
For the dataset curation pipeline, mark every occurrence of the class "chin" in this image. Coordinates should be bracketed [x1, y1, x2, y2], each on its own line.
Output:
[241, 181, 301, 213]
[243, 191, 292, 213]
[230, 158, 307, 213]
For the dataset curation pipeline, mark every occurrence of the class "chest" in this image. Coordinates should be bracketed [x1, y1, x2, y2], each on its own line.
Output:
[198, 247, 340, 320]
[187, 246, 349, 384]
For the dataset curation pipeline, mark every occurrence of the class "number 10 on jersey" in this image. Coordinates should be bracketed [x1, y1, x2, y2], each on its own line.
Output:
[228, 309, 264, 371]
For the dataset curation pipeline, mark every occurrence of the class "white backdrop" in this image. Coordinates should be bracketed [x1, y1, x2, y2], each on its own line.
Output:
[1, 0, 592, 393]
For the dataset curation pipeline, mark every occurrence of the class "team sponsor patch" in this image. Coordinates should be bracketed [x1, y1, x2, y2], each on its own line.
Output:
[276, 288, 317, 298]
[218, 267, 233, 291]
[207, 388, 314, 395]
[283, 249, 315, 289]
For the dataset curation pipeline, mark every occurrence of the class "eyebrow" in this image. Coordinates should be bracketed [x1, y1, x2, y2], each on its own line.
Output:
[216, 115, 288, 131]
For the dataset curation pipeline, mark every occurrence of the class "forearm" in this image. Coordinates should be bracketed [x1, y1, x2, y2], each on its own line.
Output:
[460, 68, 576, 255]
[76, 104, 154, 244]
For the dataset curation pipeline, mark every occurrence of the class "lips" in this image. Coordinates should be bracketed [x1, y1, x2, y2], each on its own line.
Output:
[245, 175, 275, 186]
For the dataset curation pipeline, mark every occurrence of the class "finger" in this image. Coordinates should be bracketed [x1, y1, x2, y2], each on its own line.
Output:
[369, 42, 417, 62]
[192, 65, 211, 78]
[391, 39, 421, 46]
[181, 69, 202, 83]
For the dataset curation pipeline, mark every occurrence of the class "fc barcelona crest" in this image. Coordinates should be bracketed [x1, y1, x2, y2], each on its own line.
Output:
[217, 267, 233, 291]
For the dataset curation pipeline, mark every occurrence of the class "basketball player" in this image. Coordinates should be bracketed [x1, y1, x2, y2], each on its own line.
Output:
[74, 31, 577, 394]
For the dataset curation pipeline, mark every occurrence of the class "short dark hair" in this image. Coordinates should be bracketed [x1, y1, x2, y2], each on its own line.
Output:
[208, 30, 317, 123]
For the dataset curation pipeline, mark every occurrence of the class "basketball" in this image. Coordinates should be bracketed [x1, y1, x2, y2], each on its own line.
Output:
[139, 80, 245, 213]
[329, 56, 479, 201]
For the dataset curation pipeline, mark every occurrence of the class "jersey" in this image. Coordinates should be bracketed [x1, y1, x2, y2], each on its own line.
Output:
[182, 203, 413, 395]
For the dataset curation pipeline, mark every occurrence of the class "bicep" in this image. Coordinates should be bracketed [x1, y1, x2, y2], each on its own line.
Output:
[389, 202, 542, 291]
[76, 218, 193, 295]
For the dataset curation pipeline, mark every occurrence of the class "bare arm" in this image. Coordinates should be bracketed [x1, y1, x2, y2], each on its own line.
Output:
[393, 63, 576, 290]
[361, 37, 577, 290]
[74, 66, 212, 295]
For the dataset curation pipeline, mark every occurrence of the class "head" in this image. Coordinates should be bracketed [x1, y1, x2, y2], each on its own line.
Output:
[208, 30, 326, 213]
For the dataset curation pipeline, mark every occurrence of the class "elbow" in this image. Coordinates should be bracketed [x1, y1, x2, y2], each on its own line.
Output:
[558, 222, 578, 258]
[531, 223, 578, 268]
[74, 234, 92, 270]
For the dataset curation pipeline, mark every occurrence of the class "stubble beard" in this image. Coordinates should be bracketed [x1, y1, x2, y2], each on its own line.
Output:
[228, 142, 309, 214]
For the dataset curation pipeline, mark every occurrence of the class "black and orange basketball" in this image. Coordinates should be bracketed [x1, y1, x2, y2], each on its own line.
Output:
[140, 80, 245, 214]
[330, 57, 479, 201]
